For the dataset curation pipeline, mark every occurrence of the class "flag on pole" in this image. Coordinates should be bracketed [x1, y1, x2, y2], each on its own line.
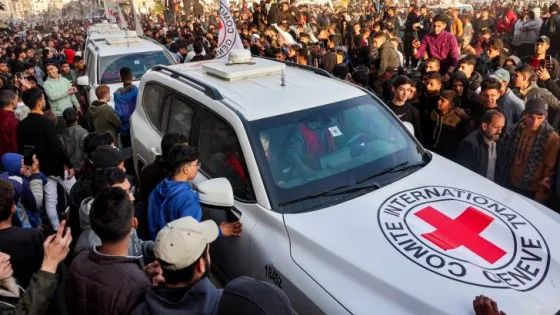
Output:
[103, 0, 114, 22]
[216, 0, 244, 59]
[131, 1, 143, 35]
[116, 0, 127, 29]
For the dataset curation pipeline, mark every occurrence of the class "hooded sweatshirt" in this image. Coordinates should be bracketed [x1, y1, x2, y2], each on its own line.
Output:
[450, 72, 484, 127]
[503, 55, 522, 67]
[0, 153, 44, 228]
[87, 100, 121, 141]
[42, 75, 79, 116]
[469, 71, 483, 91]
[518, 8, 543, 44]
[75, 197, 154, 267]
[148, 179, 202, 240]
[497, 10, 517, 34]
[131, 278, 222, 315]
[114, 84, 138, 136]
[60, 124, 88, 170]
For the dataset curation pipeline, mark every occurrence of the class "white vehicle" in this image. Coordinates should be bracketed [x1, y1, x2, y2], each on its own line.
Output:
[131, 57, 560, 314]
[428, 3, 473, 13]
[77, 32, 177, 107]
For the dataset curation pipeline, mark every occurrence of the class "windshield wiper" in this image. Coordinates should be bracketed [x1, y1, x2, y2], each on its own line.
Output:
[356, 161, 426, 184]
[278, 182, 379, 207]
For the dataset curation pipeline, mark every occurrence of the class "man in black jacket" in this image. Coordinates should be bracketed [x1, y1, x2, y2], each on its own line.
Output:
[387, 75, 423, 143]
[456, 110, 505, 181]
[17, 88, 75, 232]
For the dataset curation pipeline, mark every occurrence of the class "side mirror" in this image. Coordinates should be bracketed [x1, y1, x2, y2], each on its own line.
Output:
[76, 75, 89, 86]
[198, 178, 234, 208]
[402, 121, 415, 137]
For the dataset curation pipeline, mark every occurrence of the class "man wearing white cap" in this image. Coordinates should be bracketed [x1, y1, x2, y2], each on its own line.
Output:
[132, 217, 222, 315]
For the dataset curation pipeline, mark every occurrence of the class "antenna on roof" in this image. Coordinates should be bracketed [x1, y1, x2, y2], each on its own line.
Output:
[281, 66, 286, 87]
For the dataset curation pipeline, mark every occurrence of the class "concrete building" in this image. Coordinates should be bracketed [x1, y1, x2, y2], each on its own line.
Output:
[0, 0, 29, 19]
[32, 0, 51, 15]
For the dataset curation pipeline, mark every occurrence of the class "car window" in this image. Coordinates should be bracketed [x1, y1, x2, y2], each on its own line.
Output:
[98, 51, 171, 84]
[142, 84, 167, 131]
[247, 95, 425, 213]
[87, 49, 95, 83]
[167, 97, 194, 136]
[198, 111, 253, 201]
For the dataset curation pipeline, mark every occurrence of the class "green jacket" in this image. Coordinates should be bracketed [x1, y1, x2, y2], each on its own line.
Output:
[0, 270, 58, 315]
[87, 101, 121, 141]
[43, 75, 79, 116]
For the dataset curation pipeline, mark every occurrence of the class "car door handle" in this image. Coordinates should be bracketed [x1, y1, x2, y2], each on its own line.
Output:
[228, 207, 242, 221]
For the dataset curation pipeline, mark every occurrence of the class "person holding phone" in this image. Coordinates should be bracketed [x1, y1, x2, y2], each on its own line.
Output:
[413, 14, 459, 81]
[0, 152, 43, 229]
[530, 36, 560, 84]
[17, 88, 76, 232]
[0, 219, 71, 314]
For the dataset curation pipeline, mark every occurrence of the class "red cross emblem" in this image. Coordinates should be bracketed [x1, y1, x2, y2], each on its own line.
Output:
[415, 206, 507, 264]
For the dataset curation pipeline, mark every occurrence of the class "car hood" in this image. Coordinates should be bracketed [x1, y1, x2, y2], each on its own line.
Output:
[284, 154, 560, 315]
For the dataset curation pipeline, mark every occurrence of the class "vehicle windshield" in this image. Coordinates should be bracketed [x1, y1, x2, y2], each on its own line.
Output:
[247, 95, 427, 213]
[98, 51, 171, 84]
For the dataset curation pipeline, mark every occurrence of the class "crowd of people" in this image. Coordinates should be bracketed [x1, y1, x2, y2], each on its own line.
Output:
[0, 0, 559, 314]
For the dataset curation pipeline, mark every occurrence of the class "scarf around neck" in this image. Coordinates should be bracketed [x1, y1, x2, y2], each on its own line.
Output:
[506, 119, 554, 189]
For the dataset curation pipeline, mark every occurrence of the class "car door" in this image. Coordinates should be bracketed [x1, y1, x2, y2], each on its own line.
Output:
[193, 108, 257, 282]
[131, 82, 171, 172]
[86, 48, 97, 105]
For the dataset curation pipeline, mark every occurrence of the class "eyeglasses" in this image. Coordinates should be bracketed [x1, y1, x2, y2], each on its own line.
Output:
[188, 161, 201, 169]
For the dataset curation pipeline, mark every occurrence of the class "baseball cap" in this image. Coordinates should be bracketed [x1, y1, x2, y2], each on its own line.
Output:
[489, 68, 510, 83]
[537, 35, 550, 44]
[90, 145, 132, 169]
[155, 217, 219, 271]
[217, 276, 293, 315]
[525, 98, 548, 115]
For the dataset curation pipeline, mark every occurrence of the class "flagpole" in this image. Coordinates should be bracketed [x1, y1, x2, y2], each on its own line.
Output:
[103, 0, 110, 20]
[131, 0, 143, 35]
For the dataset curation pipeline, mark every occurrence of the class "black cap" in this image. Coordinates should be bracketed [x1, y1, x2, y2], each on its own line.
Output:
[525, 98, 548, 115]
[90, 145, 132, 169]
[217, 277, 292, 315]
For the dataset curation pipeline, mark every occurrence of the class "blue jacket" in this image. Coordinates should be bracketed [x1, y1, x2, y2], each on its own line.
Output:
[114, 84, 138, 135]
[1, 153, 45, 228]
[148, 179, 202, 240]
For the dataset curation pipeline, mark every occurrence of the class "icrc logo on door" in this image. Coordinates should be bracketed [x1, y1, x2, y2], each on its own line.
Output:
[377, 186, 550, 291]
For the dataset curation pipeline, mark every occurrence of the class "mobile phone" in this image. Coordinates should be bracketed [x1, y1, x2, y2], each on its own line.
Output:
[413, 31, 419, 41]
[61, 207, 70, 235]
[23, 145, 34, 166]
